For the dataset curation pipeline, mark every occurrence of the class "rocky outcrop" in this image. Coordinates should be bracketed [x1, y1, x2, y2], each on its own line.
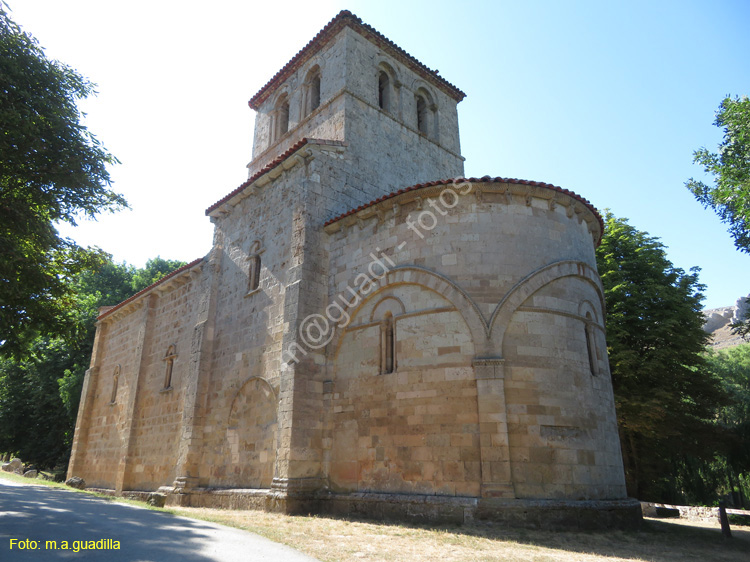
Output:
[1, 458, 23, 475]
[703, 295, 749, 349]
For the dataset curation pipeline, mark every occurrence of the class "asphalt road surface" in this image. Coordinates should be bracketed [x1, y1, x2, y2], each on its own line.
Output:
[0, 478, 320, 561]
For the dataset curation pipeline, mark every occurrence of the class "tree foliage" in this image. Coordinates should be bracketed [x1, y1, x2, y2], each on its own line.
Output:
[704, 344, 750, 504]
[0, 255, 186, 469]
[0, 6, 126, 356]
[686, 95, 750, 255]
[686, 96, 750, 345]
[596, 213, 729, 501]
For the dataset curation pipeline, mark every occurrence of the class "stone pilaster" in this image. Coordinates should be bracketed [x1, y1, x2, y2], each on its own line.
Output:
[67, 315, 109, 480]
[170, 254, 217, 495]
[116, 294, 157, 494]
[473, 357, 515, 498]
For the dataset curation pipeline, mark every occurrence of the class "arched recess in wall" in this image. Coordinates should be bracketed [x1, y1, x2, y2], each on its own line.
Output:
[328, 265, 488, 361]
[488, 260, 604, 350]
[328, 271, 483, 495]
[498, 270, 616, 500]
[212, 377, 278, 489]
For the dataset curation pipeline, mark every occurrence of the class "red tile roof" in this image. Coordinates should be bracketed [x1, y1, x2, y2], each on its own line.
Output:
[324, 176, 605, 244]
[97, 258, 204, 320]
[248, 10, 465, 110]
[205, 138, 346, 216]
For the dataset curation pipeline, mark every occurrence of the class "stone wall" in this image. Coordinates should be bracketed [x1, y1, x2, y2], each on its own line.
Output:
[321, 179, 624, 502]
[68, 266, 201, 492]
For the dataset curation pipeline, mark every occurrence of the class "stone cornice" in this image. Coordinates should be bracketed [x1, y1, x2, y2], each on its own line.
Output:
[323, 178, 604, 246]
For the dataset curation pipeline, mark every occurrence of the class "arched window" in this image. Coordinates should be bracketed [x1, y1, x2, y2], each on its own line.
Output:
[273, 94, 290, 141]
[378, 71, 391, 112]
[416, 94, 428, 134]
[303, 67, 321, 118]
[163, 345, 177, 390]
[414, 87, 436, 138]
[311, 74, 321, 111]
[382, 313, 395, 374]
[110, 365, 121, 404]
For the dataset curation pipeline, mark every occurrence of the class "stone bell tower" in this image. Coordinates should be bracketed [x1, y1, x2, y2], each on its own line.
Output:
[244, 10, 466, 213]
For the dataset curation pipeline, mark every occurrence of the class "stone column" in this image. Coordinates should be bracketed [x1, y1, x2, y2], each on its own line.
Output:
[473, 357, 515, 498]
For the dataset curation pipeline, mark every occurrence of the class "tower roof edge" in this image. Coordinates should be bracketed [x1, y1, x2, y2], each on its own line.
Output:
[248, 10, 466, 110]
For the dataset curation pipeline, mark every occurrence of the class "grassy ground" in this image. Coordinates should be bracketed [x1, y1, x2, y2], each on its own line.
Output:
[2, 472, 747, 561]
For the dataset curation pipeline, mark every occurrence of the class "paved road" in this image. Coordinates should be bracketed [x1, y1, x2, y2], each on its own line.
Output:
[0, 478, 320, 561]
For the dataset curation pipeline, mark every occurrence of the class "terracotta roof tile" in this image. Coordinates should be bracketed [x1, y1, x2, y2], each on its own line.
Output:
[205, 138, 346, 215]
[248, 10, 465, 110]
[97, 258, 205, 320]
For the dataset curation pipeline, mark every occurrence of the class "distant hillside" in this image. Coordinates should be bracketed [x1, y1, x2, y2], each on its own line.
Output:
[703, 295, 749, 349]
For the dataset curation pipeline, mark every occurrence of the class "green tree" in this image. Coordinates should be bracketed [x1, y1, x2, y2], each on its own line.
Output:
[596, 213, 729, 501]
[703, 344, 750, 506]
[0, 6, 126, 357]
[686, 96, 750, 339]
[0, 255, 186, 469]
[686, 95, 750, 254]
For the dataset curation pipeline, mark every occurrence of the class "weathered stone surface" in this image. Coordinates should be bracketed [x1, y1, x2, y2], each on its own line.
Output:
[23, 470, 38, 479]
[65, 11, 636, 529]
[2, 458, 23, 474]
[66, 476, 86, 489]
[147, 492, 166, 507]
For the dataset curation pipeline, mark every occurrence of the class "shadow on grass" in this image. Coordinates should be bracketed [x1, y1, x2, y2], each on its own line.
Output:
[300, 512, 750, 561]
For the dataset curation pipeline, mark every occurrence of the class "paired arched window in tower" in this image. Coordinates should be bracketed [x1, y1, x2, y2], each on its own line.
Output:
[109, 365, 121, 404]
[163, 345, 177, 390]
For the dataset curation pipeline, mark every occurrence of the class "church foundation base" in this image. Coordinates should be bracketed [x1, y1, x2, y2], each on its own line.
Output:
[157, 487, 642, 529]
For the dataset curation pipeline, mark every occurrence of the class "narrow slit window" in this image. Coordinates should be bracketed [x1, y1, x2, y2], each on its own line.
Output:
[310, 74, 321, 112]
[416, 94, 428, 134]
[110, 366, 120, 404]
[584, 313, 598, 376]
[378, 71, 390, 112]
[278, 101, 289, 136]
[163, 345, 177, 390]
[248, 254, 261, 293]
[383, 313, 395, 374]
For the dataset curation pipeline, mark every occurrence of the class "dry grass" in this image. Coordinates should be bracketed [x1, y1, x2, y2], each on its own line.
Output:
[166, 506, 750, 562]
[2, 473, 747, 561]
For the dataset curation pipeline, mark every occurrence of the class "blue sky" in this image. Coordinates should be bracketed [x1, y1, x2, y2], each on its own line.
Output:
[8, 0, 750, 309]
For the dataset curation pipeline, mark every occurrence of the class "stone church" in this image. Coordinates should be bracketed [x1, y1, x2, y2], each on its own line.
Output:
[68, 11, 640, 527]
